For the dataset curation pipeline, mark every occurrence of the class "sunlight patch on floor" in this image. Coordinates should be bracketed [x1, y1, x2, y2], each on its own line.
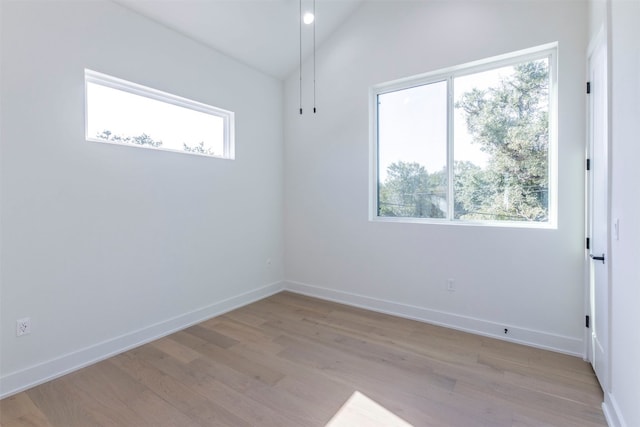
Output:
[325, 391, 414, 427]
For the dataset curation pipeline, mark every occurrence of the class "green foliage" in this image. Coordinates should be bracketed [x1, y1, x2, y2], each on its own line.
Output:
[96, 131, 218, 157]
[455, 60, 549, 221]
[379, 161, 446, 218]
[97, 130, 163, 147]
[183, 141, 218, 156]
[453, 161, 491, 218]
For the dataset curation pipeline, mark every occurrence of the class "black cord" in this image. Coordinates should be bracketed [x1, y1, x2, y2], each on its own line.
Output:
[299, 0, 303, 115]
[313, 0, 316, 113]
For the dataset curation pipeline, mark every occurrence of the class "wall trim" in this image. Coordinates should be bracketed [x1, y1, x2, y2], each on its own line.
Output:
[284, 280, 583, 357]
[0, 281, 284, 399]
[603, 391, 626, 427]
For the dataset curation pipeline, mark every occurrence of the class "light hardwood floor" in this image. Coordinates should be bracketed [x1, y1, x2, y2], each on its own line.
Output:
[0, 292, 606, 427]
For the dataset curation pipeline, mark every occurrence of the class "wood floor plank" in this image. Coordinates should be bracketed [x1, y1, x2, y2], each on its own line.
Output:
[183, 401, 253, 427]
[109, 352, 249, 427]
[477, 352, 601, 388]
[0, 292, 606, 427]
[68, 359, 199, 427]
[149, 336, 202, 364]
[25, 377, 110, 427]
[200, 317, 281, 347]
[0, 411, 54, 427]
[454, 375, 607, 427]
[171, 330, 284, 385]
[108, 352, 210, 414]
[0, 393, 42, 424]
[182, 325, 240, 349]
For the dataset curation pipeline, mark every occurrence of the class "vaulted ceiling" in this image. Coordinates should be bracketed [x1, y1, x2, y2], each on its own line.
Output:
[114, 0, 364, 80]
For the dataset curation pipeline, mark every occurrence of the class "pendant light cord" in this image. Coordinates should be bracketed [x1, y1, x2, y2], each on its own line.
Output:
[299, 0, 303, 115]
[313, 0, 316, 113]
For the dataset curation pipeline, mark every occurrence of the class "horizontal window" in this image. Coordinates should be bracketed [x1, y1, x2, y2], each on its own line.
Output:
[85, 70, 234, 159]
[371, 44, 557, 227]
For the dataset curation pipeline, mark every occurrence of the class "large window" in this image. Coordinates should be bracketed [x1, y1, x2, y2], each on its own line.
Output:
[85, 69, 234, 159]
[371, 44, 557, 227]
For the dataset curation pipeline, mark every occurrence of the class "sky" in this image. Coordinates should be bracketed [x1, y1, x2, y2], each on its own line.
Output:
[377, 64, 517, 182]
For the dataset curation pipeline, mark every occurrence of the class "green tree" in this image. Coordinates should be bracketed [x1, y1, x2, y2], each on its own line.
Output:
[453, 161, 491, 219]
[455, 60, 549, 221]
[97, 130, 162, 147]
[379, 161, 446, 218]
[183, 141, 217, 156]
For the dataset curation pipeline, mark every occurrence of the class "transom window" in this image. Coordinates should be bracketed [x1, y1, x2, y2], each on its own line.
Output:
[371, 44, 557, 227]
[85, 69, 234, 159]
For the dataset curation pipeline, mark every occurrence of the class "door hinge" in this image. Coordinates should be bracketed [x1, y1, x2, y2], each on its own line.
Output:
[587, 81, 591, 94]
[586, 158, 591, 171]
[586, 237, 590, 250]
[586, 315, 590, 328]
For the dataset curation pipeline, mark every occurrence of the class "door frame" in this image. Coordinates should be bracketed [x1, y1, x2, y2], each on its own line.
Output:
[585, 24, 611, 393]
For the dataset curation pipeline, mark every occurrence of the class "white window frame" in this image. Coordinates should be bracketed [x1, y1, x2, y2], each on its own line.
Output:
[84, 69, 235, 159]
[369, 43, 558, 228]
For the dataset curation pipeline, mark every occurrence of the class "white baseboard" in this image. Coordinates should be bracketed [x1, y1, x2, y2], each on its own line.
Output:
[284, 280, 583, 357]
[603, 391, 626, 427]
[0, 281, 284, 399]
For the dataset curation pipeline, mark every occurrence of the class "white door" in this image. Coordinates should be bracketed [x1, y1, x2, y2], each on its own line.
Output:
[587, 34, 609, 391]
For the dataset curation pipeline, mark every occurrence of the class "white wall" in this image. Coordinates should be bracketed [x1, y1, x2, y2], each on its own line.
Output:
[0, 0, 284, 396]
[590, 1, 640, 425]
[608, 4, 640, 424]
[284, 0, 588, 355]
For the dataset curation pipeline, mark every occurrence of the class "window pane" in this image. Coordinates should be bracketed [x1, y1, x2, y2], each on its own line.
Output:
[377, 81, 448, 218]
[85, 71, 232, 158]
[453, 58, 549, 221]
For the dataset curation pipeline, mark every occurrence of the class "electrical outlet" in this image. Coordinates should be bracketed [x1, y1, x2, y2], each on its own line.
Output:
[16, 317, 31, 336]
[447, 278, 455, 292]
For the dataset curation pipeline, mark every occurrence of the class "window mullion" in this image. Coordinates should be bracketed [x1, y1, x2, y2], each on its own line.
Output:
[447, 75, 455, 221]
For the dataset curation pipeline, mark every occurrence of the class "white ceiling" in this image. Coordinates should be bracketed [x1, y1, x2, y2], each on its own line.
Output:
[114, 0, 364, 80]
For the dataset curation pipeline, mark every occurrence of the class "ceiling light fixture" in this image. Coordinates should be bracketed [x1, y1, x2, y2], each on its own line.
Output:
[299, 0, 316, 115]
[303, 12, 315, 25]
